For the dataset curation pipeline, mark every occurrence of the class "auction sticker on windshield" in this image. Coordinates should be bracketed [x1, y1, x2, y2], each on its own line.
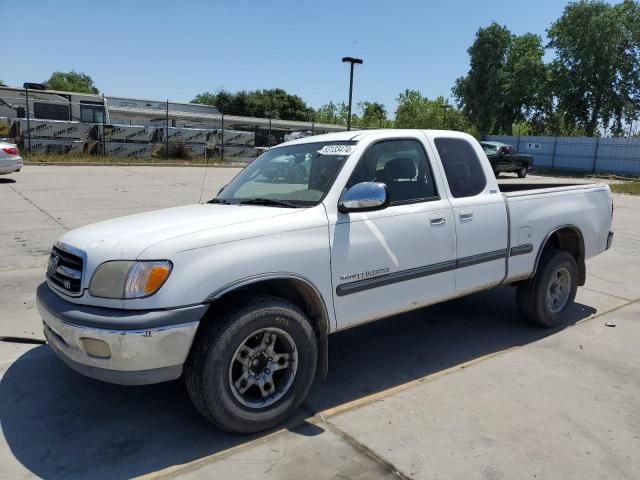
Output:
[318, 145, 356, 156]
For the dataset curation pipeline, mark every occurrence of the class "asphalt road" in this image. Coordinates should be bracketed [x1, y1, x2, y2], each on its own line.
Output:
[0, 166, 638, 479]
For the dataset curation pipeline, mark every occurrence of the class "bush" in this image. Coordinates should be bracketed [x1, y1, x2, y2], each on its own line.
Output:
[159, 141, 192, 160]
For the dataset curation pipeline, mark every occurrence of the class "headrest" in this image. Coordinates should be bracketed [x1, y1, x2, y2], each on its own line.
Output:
[447, 162, 471, 180]
[384, 157, 416, 180]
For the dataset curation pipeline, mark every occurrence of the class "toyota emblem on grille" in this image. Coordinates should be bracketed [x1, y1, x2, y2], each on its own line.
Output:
[48, 255, 59, 274]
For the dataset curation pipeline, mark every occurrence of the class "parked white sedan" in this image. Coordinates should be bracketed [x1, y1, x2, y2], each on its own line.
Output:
[0, 141, 23, 175]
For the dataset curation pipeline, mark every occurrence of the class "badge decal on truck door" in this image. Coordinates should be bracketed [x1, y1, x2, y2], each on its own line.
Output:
[340, 266, 390, 282]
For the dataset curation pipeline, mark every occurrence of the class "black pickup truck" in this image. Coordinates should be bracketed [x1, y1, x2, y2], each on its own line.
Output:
[481, 141, 534, 178]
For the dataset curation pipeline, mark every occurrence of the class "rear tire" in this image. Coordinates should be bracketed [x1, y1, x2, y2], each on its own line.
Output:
[517, 166, 528, 178]
[185, 296, 318, 433]
[516, 249, 577, 327]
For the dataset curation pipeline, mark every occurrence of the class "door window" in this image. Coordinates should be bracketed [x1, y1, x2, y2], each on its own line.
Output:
[435, 137, 487, 198]
[80, 103, 105, 123]
[348, 139, 437, 204]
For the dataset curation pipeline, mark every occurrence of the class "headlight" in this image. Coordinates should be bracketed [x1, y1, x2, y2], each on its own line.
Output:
[89, 261, 172, 299]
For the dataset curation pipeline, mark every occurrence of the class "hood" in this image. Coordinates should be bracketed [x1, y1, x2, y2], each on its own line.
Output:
[58, 203, 299, 271]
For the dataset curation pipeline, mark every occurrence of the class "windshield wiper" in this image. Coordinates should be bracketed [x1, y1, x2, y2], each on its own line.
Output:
[208, 198, 233, 205]
[238, 198, 300, 208]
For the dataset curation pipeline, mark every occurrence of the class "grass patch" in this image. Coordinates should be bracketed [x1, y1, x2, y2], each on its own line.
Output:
[610, 182, 640, 195]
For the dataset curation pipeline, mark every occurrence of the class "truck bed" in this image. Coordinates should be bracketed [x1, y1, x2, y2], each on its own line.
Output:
[499, 180, 611, 282]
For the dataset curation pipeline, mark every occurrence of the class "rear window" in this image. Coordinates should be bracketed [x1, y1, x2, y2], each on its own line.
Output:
[434, 137, 486, 198]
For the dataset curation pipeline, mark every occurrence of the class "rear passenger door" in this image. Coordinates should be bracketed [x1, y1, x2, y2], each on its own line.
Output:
[433, 136, 508, 294]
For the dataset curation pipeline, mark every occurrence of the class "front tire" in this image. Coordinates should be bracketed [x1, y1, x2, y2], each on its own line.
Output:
[185, 296, 318, 433]
[517, 166, 528, 178]
[516, 249, 578, 327]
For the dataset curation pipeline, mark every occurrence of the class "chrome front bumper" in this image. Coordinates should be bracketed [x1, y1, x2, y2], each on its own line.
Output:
[37, 283, 207, 385]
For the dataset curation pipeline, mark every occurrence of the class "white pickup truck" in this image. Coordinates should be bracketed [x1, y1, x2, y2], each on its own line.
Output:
[37, 129, 614, 433]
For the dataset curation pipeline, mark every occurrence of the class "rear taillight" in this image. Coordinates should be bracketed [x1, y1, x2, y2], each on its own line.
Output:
[2, 147, 19, 155]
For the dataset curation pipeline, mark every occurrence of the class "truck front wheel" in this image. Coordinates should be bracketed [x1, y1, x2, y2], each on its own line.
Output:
[517, 166, 528, 178]
[516, 249, 578, 327]
[185, 296, 318, 433]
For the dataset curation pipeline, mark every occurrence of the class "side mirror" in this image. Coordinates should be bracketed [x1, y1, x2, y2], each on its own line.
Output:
[338, 182, 389, 213]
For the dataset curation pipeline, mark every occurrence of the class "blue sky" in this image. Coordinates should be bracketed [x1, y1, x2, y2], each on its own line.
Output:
[0, 0, 616, 115]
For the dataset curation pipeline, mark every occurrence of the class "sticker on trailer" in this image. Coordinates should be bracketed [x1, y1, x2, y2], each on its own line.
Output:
[527, 143, 542, 150]
[317, 145, 356, 156]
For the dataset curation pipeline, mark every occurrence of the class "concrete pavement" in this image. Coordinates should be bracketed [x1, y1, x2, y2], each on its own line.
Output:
[0, 166, 638, 479]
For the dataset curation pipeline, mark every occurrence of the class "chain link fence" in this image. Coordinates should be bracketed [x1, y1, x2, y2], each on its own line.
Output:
[0, 86, 347, 163]
[2, 86, 639, 175]
[485, 135, 640, 176]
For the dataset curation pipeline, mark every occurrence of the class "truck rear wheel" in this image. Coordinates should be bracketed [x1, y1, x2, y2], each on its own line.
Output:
[185, 296, 317, 433]
[516, 249, 577, 327]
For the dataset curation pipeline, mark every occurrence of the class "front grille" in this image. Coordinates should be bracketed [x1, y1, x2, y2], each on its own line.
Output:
[46, 246, 84, 295]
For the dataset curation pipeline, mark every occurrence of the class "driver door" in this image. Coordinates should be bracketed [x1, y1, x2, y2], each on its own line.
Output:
[329, 138, 456, 330]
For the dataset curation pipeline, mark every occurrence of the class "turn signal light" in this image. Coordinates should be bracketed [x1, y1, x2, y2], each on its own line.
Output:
[145, 264, 172, 293]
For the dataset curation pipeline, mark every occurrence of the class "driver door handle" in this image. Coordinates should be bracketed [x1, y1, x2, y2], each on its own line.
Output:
[429, 215, 446, 226]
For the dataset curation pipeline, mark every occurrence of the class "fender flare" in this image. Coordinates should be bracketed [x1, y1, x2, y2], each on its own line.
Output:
[206, 272, 331, 378]
[532, 224, 586, 285]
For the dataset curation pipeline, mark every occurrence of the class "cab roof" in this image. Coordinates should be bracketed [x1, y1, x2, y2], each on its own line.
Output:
[279, 129, 473, 147]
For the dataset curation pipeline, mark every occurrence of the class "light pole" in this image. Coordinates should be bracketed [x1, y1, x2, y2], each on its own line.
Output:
[342, 56, 363, 131]
[442, 101, 451, 129]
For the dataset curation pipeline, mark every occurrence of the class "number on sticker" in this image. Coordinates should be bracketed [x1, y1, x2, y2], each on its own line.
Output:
[318, 145, 356, 156]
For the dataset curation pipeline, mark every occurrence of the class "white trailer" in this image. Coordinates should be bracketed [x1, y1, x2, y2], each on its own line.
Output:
[28, 138, 87, 155]
[208, 129, 255, 147]
[104, 125, 161, 143]
[10, 118, 96, 141]
[105, 142, 162, 158]
[0, 117, 11, 139]
[165, 127, 212, 144]
[0, 85, 107, 124]
[214, 144, 257, 161]
[183, 143, 208, 157]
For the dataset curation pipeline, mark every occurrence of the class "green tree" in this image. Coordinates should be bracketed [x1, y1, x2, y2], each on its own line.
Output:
[44, 71, 99, 94]
[0, 79, 5, 86]
[499, 33, 549, 134]
[313, 101, 340, 124]
[453, 23, 512, 134]
[358, 101, 388, 127]
[548, 0, 640, 137]
[312, 101, 354, 125]
[453, 23, 548, 135]
[192, 88, 312, 120]
[395, 90, 475, 134]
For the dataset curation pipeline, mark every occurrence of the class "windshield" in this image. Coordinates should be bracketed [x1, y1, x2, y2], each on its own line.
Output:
[481, 142, 498, 154]
[214, 141, 356, 207]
